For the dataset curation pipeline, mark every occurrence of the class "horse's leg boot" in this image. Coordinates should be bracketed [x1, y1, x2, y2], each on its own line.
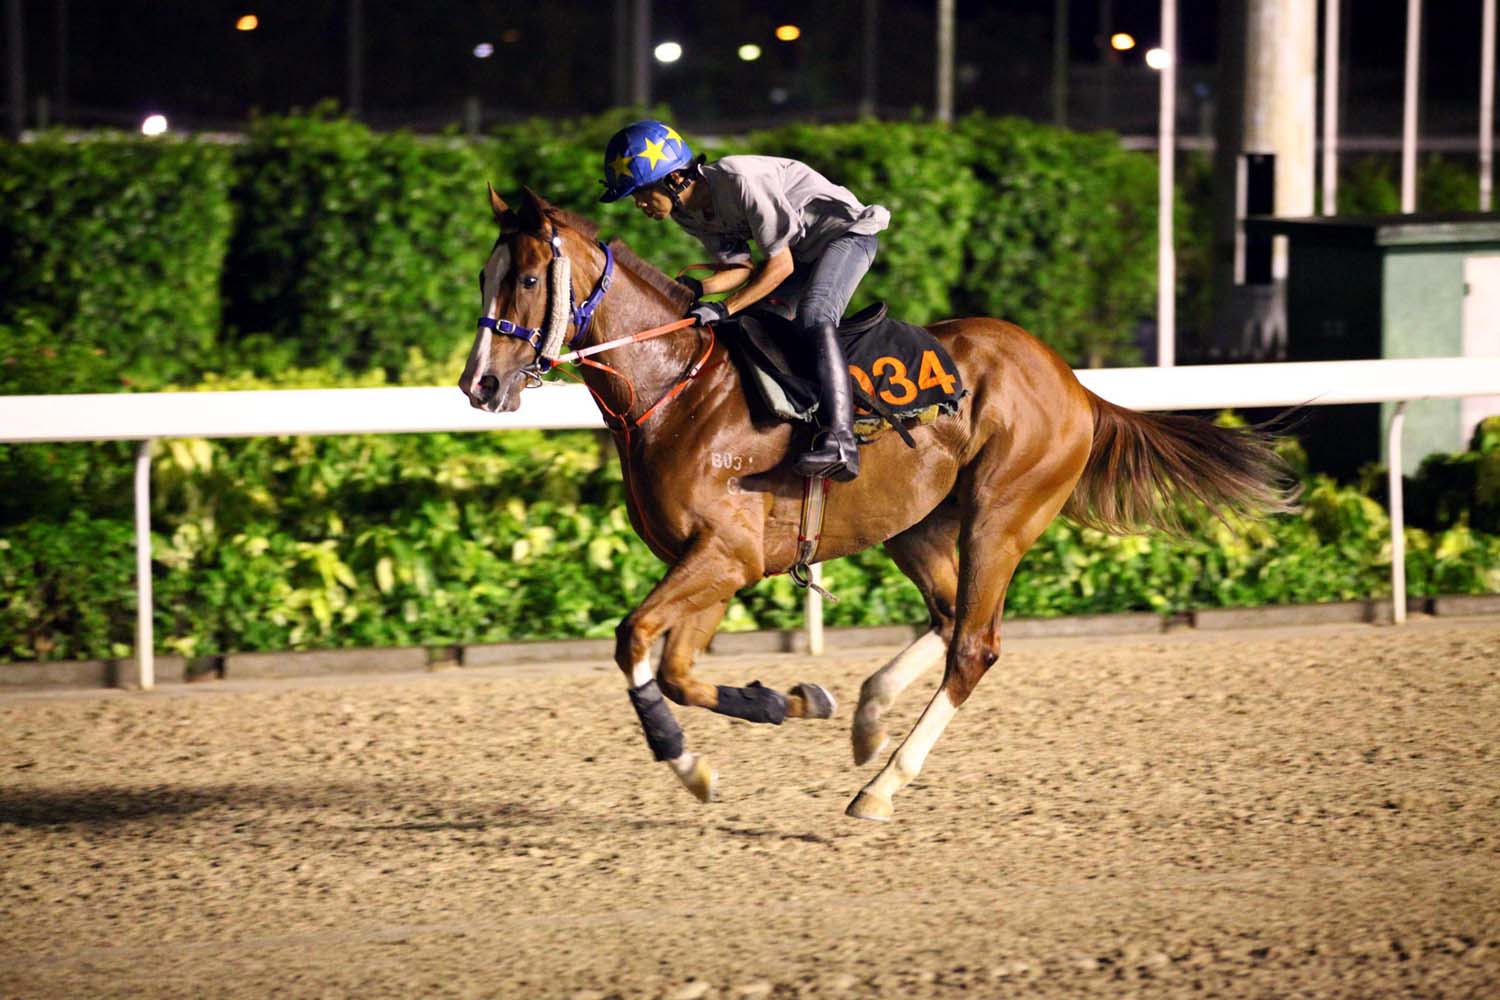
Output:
[794, 321, 861, 482]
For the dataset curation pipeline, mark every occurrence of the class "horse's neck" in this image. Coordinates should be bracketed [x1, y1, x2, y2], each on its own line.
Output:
[583, 265, 706, 421]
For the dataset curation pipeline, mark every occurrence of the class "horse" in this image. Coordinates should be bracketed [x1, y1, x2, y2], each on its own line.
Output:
[460, 186, 1293, 823]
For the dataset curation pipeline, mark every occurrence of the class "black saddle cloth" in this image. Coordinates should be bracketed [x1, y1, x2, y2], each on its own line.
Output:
[727, 302, 967, 445]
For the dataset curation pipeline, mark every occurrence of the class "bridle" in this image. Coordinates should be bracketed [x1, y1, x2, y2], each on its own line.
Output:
[471, 221, 722, 562]
[476, 223, 614, 380]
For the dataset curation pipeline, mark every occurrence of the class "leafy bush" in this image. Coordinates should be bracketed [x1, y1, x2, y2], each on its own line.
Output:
[4, 401, 1499, 663]
[747, 117, 983, 324]
[0, 132, 235, 386]
[222, 108, 492, 374]
[953, 115, 1160, 366]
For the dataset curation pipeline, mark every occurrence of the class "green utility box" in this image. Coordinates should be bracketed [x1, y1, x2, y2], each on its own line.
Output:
[1245, 213, 1500, 475]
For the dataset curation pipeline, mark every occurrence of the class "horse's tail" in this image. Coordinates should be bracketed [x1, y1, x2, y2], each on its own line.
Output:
[1062, 390, 1299, 536]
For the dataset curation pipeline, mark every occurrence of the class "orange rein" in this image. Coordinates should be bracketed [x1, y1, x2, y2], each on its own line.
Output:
[550, 315, 725, 562]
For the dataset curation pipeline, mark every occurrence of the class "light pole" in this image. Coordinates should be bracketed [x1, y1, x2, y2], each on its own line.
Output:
[1157, 0, 1177, 367]
[347, 0, 364, 118]
[6, 0, 22, 140]
[1321, 0, 1339, 215]
[935, 0, 954, 123]
[1481, 0, 1495, 211]
[1401, 0, 1421, 213]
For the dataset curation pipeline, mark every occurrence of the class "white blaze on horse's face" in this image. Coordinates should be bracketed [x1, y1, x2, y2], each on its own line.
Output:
[460, 239, 540, 413]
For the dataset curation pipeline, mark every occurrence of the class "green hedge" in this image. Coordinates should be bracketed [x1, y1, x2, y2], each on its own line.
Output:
[0, 133, 235, 385]
[954, 115, 1161, 366]
[222, 109, 493, 373]
[2, 110, 1180, 391]
[4, 407, 1499, 663]
[4, 112, 1495, 665]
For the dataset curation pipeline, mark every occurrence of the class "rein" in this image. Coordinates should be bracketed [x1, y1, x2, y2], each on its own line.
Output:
[484, 230, 725, 560]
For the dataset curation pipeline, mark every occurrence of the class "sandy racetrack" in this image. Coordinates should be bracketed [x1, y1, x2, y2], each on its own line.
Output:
[2, 617, 1497, 999]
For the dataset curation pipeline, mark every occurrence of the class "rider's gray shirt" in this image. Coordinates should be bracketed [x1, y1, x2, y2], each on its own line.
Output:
[671, 155, 890, 266]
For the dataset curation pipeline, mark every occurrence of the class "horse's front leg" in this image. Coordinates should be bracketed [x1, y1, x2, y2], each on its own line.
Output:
[656, 602, 837, 724]
[616, 541, 752, 803]
[617, 541, 835, 804]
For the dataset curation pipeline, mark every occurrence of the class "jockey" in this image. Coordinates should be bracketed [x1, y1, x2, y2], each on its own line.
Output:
[600, 119, 889, 482]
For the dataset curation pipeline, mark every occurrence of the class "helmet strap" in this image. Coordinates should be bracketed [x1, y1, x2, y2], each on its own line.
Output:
[661, 170, 690, 213]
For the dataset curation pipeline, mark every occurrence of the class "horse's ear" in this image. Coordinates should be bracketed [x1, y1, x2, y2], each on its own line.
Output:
[487, 182, 509, 218]
[488, 182, 520, 232]
[518, 186, 552, 233]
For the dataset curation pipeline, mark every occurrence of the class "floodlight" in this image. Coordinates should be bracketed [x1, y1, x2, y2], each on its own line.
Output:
[654, 41, 683, 64]
[1145, 47, 1172, 70]
[738, 44, 762, 62]
[141, 114, 168, 136]
[775, 25, 801, 42]
[1110, 32, 1135, 51]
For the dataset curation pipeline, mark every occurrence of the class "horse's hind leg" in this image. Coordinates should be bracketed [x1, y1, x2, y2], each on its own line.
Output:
[846, 429, 1090, 822]
[851, 511, 959, 765]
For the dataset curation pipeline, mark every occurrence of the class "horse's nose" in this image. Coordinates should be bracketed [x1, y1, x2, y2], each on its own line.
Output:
[476, 374, 499, 405]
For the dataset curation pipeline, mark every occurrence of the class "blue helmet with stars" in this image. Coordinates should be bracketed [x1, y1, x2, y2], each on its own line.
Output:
[599, 120, 695, 203]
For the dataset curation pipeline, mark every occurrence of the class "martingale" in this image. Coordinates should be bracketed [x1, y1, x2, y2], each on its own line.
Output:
[730, 303, 968, 444]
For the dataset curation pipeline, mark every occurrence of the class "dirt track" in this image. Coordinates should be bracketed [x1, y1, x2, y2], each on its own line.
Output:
[2, 617, 1498, 999]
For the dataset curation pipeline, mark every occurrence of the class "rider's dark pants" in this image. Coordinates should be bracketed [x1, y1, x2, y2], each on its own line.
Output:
[768, 233, 880, 332]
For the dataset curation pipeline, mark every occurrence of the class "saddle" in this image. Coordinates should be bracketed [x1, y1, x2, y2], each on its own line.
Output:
[729, 302, 966, 446]
[728, 303, 967, 448]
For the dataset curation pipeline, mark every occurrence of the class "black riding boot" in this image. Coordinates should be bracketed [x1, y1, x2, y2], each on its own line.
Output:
[794, 321, 861, 481]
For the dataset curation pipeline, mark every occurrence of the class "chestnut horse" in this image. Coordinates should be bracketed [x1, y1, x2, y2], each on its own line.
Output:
[460, 187, 1292, 822]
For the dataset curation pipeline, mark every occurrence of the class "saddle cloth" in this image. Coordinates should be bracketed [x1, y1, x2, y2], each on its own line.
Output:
[729, 303, 967, 445]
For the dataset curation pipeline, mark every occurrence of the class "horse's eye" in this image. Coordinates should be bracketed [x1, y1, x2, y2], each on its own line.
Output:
[521, 275, 540, 289]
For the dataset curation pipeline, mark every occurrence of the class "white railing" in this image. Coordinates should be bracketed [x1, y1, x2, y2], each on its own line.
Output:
[4, 357, 1499, 690]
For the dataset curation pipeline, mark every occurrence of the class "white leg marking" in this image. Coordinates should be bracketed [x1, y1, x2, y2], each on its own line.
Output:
[858, 630, 946, 711]
[852, 630, 947, 764]
[628, 655, 652, 689]
[861, 687, 960, 802]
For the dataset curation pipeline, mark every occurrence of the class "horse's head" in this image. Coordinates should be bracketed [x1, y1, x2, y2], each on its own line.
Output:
[459, 186, 610, 412]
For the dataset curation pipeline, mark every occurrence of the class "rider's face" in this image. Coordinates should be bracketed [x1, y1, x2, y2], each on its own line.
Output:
[632, 184, 674, 220]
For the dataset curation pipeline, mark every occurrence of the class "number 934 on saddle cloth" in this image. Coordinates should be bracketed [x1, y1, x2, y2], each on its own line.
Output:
[729, 302, 968, 448]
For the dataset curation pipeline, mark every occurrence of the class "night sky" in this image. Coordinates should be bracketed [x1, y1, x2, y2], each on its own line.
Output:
[4, 1, 1492, 133]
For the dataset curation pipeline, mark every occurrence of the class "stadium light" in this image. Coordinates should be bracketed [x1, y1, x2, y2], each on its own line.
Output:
[654, 41, 683, 64]
[473, 43, 494, 59]
[1111, 32, 1136, 51]
[1145, 47, 1172, 70]
[141, 114, 168, 136]
[738, 43, 762, 62]
[775, 24, 801, 42]
[235, 14, 258, 31]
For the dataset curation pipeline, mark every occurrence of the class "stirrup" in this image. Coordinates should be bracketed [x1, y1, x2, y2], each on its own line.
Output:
[794, 433, 860, 481]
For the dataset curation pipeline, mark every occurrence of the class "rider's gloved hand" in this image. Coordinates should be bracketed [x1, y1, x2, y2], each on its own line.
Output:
[677, 275, 704, 300]
[686, 300, 729, 326]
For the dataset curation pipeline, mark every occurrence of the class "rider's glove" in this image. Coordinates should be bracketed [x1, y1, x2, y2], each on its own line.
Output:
[686, 300, 729, 326]
[678, 275, 704, 300]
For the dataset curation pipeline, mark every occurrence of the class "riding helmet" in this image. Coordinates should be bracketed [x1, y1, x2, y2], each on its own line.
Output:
[599, 120, 695, 203]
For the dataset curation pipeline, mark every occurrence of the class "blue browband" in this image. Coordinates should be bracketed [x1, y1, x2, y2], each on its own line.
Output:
[476, 237, 615, 372]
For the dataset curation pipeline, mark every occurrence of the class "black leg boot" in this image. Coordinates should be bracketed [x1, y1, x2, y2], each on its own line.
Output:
[793, 321, 861, 482]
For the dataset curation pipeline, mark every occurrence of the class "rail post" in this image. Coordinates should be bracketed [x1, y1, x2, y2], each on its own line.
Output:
[134, 439, 156, 690]
[1387, 403, 1408, 625]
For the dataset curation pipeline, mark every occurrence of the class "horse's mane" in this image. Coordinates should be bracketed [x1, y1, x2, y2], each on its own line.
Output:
[547, 206, 696, 314]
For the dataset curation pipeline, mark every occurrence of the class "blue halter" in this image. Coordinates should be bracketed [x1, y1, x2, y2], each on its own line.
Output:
[476, 233, 615, 373]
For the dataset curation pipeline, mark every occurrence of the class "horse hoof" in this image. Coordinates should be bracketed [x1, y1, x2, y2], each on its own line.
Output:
[672, 753, 716, 804]
[850, 718, 889, 766]
[790, 682, 837, 720]
[845, 790, 893, 823]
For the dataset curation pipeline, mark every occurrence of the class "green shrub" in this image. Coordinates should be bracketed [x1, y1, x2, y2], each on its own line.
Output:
[747, 117, 983, 324]
[954, 115, 1159, 366]
[0, 132, 234, 386]
[222, 108, 492, 374]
